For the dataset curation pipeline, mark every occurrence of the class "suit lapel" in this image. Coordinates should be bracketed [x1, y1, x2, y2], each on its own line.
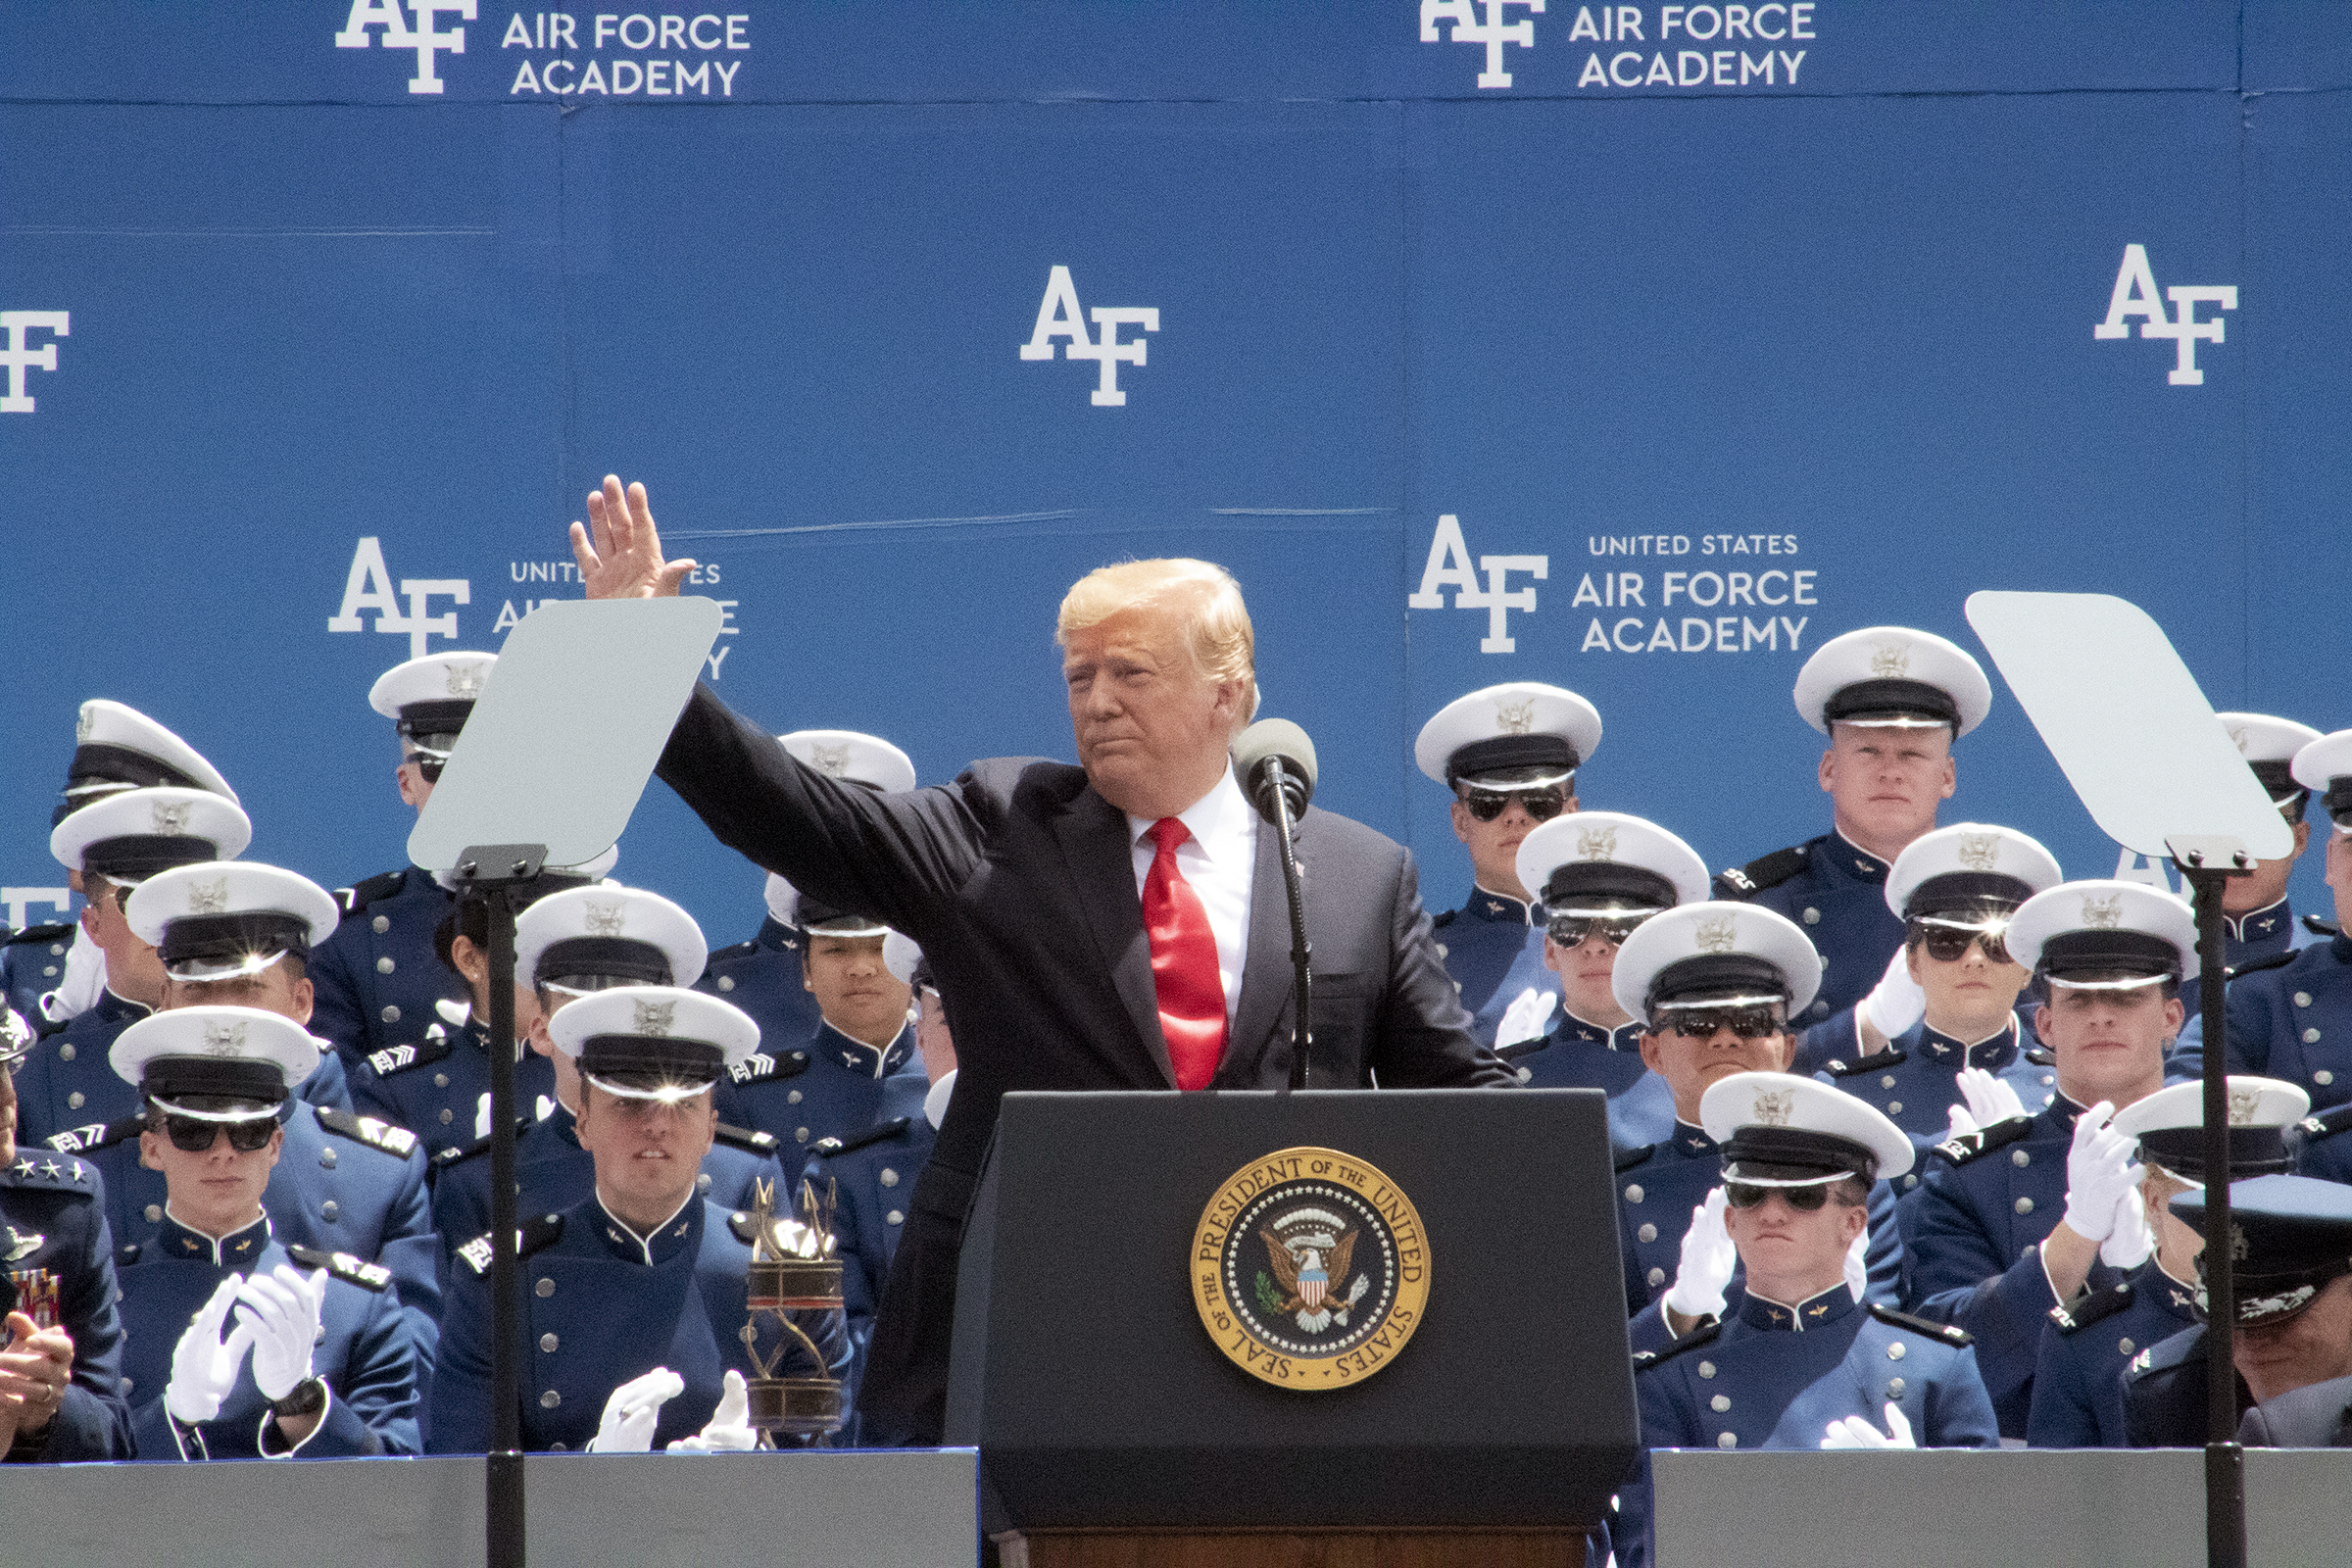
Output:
[1228, 811, 1299, 1080]
[1051, 789, 1176, 1088]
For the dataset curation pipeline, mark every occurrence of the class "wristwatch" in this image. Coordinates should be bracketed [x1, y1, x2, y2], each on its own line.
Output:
[270, 1377, 327, 1420]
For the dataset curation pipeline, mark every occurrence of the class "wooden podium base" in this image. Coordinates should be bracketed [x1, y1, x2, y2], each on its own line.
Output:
[994, 1527, 1593, 1568]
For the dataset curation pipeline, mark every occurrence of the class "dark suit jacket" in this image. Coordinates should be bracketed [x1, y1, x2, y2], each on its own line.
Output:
[657, 683, 1510, 1440]
[2239, 1372, 2352, 1447]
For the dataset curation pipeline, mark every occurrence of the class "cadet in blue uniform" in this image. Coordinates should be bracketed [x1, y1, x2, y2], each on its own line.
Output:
[1810, 823, 2064, 1160]
[1616, 1073, 1995, 1568]
[307, 653, 495, 1079]
[1414, 683, 1603, 1052]
[431, 884, 786, 1260]
[1604, 903, 1903, 1327]
[1, 922, 76, 1033]
[2029, 1076, 2307, 1446]
[2176, 714, 2328, 1022]
[1, 1007, 133, 1463]
[1717, 627, 1992, 1041]
[112, 1007, 418, 1458]
[1903, 879, 2196, 1437]
[2173, 729, 2352, 1105]
[1497, 810, 1708, 1148]
[431, 986, 849, 1452]
[2299, 1101, 2352, 1186]
[2121, 1175, 2352, 1446]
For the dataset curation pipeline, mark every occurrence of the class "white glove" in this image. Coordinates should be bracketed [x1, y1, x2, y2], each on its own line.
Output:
[588, 1367, 685, 1452]
[1494, 987, 1556, 1050]
[1857, 947, 1926, 1040]
[1820, 1400, 1917, 1449]
[1956, 1066, 2028, 1128]
[164, 1277, 255, 1425]
[476, 1092, 493, 1142]
[237, 1265, 327, 1402]
[1844, 1229, 1870, 1301]
[666, 1369, 759, 1452]
[1662, 1188, 1737, 1322]
[1944, 1102, 1981, 1143]
[2059, 1102, 2143, 1246]
[2101, 1181, 2155, 1269]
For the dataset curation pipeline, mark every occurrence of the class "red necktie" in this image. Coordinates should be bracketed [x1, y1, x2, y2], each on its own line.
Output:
[1143, 817, 1228, 1091]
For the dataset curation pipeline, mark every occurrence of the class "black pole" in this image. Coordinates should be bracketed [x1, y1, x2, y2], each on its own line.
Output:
[2172, 847, 2248, 1568]
[1267, 758, 1314, 1091]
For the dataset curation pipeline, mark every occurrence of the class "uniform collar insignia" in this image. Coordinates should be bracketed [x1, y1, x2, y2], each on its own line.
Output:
[2222, 897, 2290, 946]
[1829, 831, 1886, 881]
[1741, 1282, 1854, 1332]
[1466, 886, 1534, 924]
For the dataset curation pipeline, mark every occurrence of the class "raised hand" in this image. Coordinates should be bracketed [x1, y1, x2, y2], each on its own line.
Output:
[569, 474, 698, 600]
[666, 1368, 758, 1452]
[237, 1265, 327, 1402]
[589, 1366, 686, 1452]
[1956, 1065, 2028, 1129]
[2060, 1102, 2142, 1247]
[164, 1277, 255, 1426]
[1663, 1186, 1738, 1323]
[1821, 1400, 1917, 1449]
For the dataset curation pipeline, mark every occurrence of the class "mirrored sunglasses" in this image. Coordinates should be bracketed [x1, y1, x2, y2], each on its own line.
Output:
[1546, 910, 1657, 948]
[1459, 785, 1570, 823]
[1725, 1182, 1831, 1212]
[1655, 1004, 1785, 1040]
[1914, 920, 2010, 964]
[162, 1114, 277, 1153]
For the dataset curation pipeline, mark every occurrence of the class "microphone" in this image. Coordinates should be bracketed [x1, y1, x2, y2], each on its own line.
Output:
[1235, 719, 1316, 827]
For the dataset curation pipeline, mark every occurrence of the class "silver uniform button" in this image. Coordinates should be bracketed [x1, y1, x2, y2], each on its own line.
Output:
[2295, 992, 2313, 1007]
[434, 1073, 450, 1088]
[2317, 1070, 2336, 1086]
[1887, 1102, 1902, 1115]
[1625, 1185, 1645, 1203]
[1647, 1267, 1666, 1288]
[541, 1391, 561, 1408]
[886, 1210, 904, 1226]
[376, 956, 396, 974]
[2118, 1338, 2134, 1356]
[1881, 1075, 1897, 1089]
[1887, 1378, 1906, 1398]
[1903, 1173, 1919, 1189]
[42, 966, 56, 978]
[2305, 1029, 2323, 1044]
[58, 1045, 74, 1062]
[381, 1005, 401, 1023]
[2012, 1150, 2031, 1167]
[540, 1334, 559, 1352]
[1887, 1342, 1906, 1361]
[717, 976, 735, 992]
[1516, 1067, 1533, 1083]
[1803, 908, 1821, 924]
[2015, 1197, 2034, 1214]
[797, 1128, 809, 1143]
[67, 1092, 83, 1109]
[1697, 1361, 1716, 1379]
[1435, 943, 1448, 958]
[320, 1150, 337, 1169]
[373, 915, 391, 934]
[536, 1278, 555, 1298]
[880, 1169, 899, 1187]
[787, 1090, 803, 1105]
[50, 943, 64, 956]
[1638, 1224, 1658, 1244]
[1717, 1433, 1739, 1448]
[145, 1204, 164, 1223]
[440, 1108, 455, 1124]
[320, 1200, 339, 1220]
[2023, 1245, 2036, 1259]
[696, 1173, 711, 1193]
[1710, 1395, 1731, 1412]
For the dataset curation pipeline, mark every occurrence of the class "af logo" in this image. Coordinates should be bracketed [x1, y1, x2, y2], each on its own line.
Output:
[1, 312, 70, 413]
[328, 537, 471, 659]
[2095, 245, 2236, 387]
[335, 0, 477, 95]
[1193, 1147, 1429, 1390]
[1019, 266, 1159, 407]
[1408, 514, 1548, 654]
[1421, 0, 1544, 89]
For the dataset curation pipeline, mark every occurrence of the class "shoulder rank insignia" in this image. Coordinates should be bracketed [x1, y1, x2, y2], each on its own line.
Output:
[1825, 1047, 1909, 1078]
[1713, 844, 1809, 902]
[1632, 1319, 1722, 1372]
[1495, 1035, 1550, 1063]
[2226, 950, 2299, 981]
[704, 940, 759, 966]
[334, 868, 409, 918]
[1929, 1112, 2037, 1167]
[46, 1115, 144, 1155]
[1613, 1142, 1657, 1173]
[2298, 1103, 2352, 1143]
[3, 922, 74, 947]
[363, 1033, 454, 1080]
[287, 1245, 395, 1293]
[2127, 1346, 2154, 1375]
[2304, 913, 2340, 938]
[317, 1106, 420, 1159]
[5, 1153, 96, 1191]
[1431, 907, 1456, 931]
[727, 1048, 809, 1086]
[814, 1117, 909, 1159]
[431, 1116, 533, 1171]
[1868, 1301, 1971, 1347]
[712, 1121, 780, 1155]
[457, 1212, 564, 1276]
[2050, 1279, 2134, 1335]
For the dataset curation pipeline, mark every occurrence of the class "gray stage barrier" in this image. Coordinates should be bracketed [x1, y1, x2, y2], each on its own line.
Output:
[1655, 1448, 2352, 1567]
[0, 1447, 976, 1567]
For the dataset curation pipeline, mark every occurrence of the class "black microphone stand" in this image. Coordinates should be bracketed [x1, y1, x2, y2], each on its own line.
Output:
[1260, 757, 1313, 1091]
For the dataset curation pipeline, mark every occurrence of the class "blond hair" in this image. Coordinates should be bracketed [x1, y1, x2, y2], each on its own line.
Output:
[1055, 559, 1259, 724]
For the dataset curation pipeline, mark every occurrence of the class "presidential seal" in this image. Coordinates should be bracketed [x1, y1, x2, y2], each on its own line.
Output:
[1191, 1147, 1429, 1391]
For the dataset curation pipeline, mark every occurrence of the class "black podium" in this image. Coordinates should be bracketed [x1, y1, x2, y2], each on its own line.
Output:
[946, 1088, 1635, 1568]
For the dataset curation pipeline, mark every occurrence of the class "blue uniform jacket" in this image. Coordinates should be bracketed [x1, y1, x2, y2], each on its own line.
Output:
[428, 1193, 850, 1453]
[2120, 1322, 2254, 1447]
[2172, 930, 2352, 1110]
[1, 923, 75, 1025]
[694, 917, 821, 1053]
[1, 1149, 131, 1461]
[2296, 1102, 2352, 1185]
[1431, 887, 1551, 1051]
[119, 1216, 418, 1459]
[1735, 832, 1905, 1032]
[1900, 1095, 2122, 1438]
[429, 1104, 787, 1267]
[308, 866, 467, 1080]
[716, 1017, 915, 1158]
[1815, 1016, 2058, 1164]
[348, 1001, 556, 1161]
[1613, 1121, 1903, 1319]
[2177, 898, 2321, 1021]
[1501, 1018, 1674, 1149]
[802, 1070, 933, 1433]
[2026, 1259, 2202, 1447]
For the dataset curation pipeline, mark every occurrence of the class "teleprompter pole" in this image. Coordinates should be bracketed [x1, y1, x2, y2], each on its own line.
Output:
[2167, 836, 2252, 1568]
[455, 844, 548, 1568]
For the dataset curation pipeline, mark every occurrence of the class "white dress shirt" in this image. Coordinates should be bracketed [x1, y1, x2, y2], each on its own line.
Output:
[1126, 765, 1257, 1026]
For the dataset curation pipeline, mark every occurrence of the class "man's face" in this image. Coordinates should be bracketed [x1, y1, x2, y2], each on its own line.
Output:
[914, 990, 956, 1085]
[2235, 1275, 2352, 1402]
[1061, 598, 1245, 817]
[396, 748, 435, 809]
[575, 1081, 715, 1217]
[1638, 1012, 1795, 1115]
[1904, 926, 2030, 1029]
[1449, 784, 1575, 900]
[161, 958, 315, 1026]
[2328, 829, 2352, 931]
[77, 877, 167, 1003]
[1724, 1187, 1870, 1292]
[141, 1117, 283, 1238]
[803, 934, 911, 1046]
[1819, 724, 1955, 847]
[1543, 925, 1628, 1010]
[2036, 982, 2180, 1108]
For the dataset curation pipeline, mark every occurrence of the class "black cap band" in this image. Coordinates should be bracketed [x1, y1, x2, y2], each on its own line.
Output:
[142, 1055, 288, 1104]
[579, 1034, 723, 1083]
[1822, 678, 1960, 729]
[1544, 862, 1677, 910]
[1645, 954, 1791, 1014]
[2248, 760, 2301, 799]
[2324, 777, 2352, 826]
[536, 937, 673, 988]
[64, 743, 202, 796]
[158, 911, 314, 968]
[397, 700, 475, 739]
[1902, 872, 2033, 920]
[2138, 1126, 2294, 1182]
[2039, 929, 2180, 982]
[794, 895, 887, 934]
[1446, 734, 1581, 788]
[81, 835, 221, 882]
[1720, 1127, 1878, 1183]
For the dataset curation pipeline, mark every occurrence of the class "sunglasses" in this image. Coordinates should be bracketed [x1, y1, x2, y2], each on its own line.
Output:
[1547, 911, 1655, 948]
[162, 1115, 277, 1153]
[1655, 1005, 1785, 1040]
[1914, 921, 2011, 964]
[1459, 785, 1570, 823]
[1725, 1182, 1833, 1211]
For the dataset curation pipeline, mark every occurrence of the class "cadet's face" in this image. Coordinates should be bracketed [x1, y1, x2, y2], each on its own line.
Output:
[1061, 599, 1245, 819]
[161, 960, 315, 1025]
[1638, 1020, 1794, 1119]
[396, 751, 435, 808]
[1904, 930, 2029, 1028]
[575, 1081, 715, 1219]
[1449, 789, 1575, 901]
[1819, 725, 1954, 847]
[2036, 983, 2180, 1108]
[141, 1120, 283, 1238]
[77, 879, 167, 1003]
[2235, 1276, 2352, 1405]
[1724, 1188, 1868, 1294]
[803, 934, 911, 1047]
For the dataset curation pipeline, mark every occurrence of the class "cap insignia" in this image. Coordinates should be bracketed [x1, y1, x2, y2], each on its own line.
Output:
[1751, 1088, 1794, 1128]
[582, 899, 627, 938]
[1576, 823, 1620, 861]
[1955, 833, 2001, 872]
[75, 705, 95, 743]
[151, 800, 191, 835]
[1869, 642, 1911, 679]
[203, 1019, 248, 1055]
[445, 663, 485, 700]
[2228, 1085, 2262, 1127]
[633, 998, 677, 1036]
[1693, 913, 1739, 955]
[809, 744, 852, 778]
[1494, 697, 1536, 736]
[186, 876, 231, 915]
[2081, 893, 2124, 929]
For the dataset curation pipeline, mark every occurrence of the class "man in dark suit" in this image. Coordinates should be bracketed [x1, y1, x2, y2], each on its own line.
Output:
[569, 474, 1513, 1444]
